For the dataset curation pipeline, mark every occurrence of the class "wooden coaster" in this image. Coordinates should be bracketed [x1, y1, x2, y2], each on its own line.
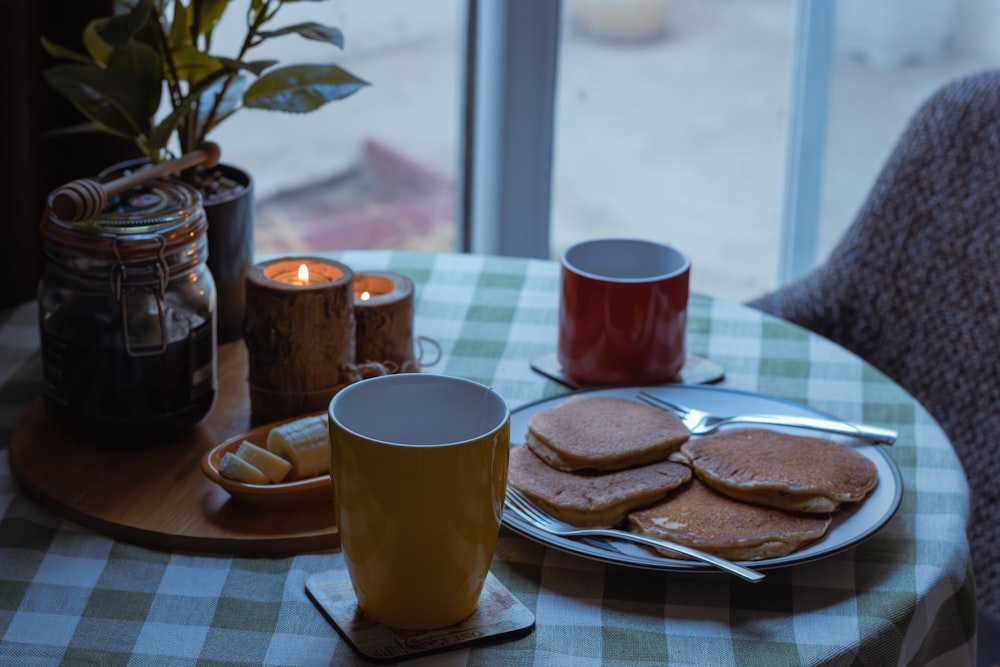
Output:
[306, 565, 534, 662]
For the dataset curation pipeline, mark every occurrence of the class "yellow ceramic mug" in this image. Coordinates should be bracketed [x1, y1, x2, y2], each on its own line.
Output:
[328, 373, 510, 630]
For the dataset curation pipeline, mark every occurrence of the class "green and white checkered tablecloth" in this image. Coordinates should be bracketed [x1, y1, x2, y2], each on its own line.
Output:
[0, 250, 976, 665]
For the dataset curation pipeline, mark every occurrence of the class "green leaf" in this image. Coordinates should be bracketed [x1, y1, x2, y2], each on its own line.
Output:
[172, 44, 227, 85]
[197, 75, 246, 136]
[192, 0, 229, 39]
[43, 64, 151, 139]
[214, 56, 277, 77]
[168, 0, 192, 55]
[134, 5, 166, 56]
[94, 0, 153, 48]
[81, 0, 155, 66]
[43, 0, 361, 157]
[40, 120, 125, 139]
[107, 41, 163, 121]
[39, 36, 91, 64]
[149, 65, 239, 151]
[82, 18, 113, 65]
[149, 105, 187, 155]
[243, 63, 368, 113]
[256, 22, 344, 48]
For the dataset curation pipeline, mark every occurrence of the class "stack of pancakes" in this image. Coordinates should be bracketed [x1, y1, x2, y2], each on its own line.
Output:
[508, 395, 880, 561]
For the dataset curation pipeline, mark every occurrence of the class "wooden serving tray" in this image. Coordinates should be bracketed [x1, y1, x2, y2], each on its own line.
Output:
[9, 342, 339, 556]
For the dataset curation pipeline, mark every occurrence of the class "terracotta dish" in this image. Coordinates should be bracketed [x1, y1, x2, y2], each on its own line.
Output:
[201, 419, 332, 508]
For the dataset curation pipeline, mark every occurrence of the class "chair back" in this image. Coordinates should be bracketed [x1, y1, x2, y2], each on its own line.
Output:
[748, 69, 1000, 621]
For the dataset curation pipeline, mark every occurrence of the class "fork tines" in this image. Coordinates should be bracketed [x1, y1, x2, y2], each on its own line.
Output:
[635, 390, 690, 416]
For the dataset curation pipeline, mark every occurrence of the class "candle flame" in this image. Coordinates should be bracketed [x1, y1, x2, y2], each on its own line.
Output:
[360, 291, 371, 301]
[298, 263, 309, 284]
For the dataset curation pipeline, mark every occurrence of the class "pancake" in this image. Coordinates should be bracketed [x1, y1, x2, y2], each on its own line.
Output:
[627, 478, 832, 560]
[526, 396, 690, 472]
[508, 443, 692, 527]
[672, 428, 878, 513]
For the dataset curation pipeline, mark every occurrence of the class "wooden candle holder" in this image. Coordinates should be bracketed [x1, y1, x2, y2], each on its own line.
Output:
[354, 271, 416, 371]
[244, 257, 355, 424]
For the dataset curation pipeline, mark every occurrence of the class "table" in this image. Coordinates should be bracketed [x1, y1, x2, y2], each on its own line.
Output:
[0, 250, 976, 666]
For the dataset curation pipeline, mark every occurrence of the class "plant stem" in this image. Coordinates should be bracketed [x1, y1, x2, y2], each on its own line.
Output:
[151, 2, 184, 159]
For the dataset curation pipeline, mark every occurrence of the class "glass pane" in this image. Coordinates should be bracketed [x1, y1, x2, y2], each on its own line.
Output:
[210, 1, 463, 257]
[554, 0, 1000, 302]
[819, 0, 1000, 261]
[552, 0, 796, 302]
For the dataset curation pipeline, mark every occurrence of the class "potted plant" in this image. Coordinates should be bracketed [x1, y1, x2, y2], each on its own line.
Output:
[40, 0, 369, 342]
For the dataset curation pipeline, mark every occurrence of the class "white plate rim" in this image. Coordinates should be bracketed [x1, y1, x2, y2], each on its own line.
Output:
[502, 384, 904, 573]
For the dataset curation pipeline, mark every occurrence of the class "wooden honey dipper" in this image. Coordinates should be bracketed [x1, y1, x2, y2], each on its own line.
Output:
[48, 142, 222, 222]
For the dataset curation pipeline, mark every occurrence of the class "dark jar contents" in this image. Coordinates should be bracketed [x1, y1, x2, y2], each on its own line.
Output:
[38, 178, 218, 443]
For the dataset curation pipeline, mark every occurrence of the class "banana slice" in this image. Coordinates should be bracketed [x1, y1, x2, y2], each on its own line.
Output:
[218, 451, 270, 485]
[236, 440, 292, 483]
[266, 414, 330, 480]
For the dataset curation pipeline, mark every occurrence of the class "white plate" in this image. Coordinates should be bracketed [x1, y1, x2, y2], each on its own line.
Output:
[503, 385, 903, 572]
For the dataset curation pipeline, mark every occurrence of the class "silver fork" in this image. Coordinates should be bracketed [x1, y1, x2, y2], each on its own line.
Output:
[636, 391, 897, 445]
[504, 487, 764, 583]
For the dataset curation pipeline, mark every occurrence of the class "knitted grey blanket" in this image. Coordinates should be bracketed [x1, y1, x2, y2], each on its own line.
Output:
[747, 69, 1000, 620]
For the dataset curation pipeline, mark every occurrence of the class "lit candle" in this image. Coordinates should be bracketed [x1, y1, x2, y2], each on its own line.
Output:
[244, 256, 357, 424]
[353, 271, 415, 369]
[266, 260, 336, 287]
[354, 273, 396, 302]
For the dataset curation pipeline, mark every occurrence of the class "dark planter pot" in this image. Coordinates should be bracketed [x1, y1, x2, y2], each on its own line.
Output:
[202, 164, 254, 344]
[98, 159, 254, 345]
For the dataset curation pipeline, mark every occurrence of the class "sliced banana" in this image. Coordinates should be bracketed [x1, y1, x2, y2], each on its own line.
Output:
[266, 414, 330, 480]
[218, 451, 270, 485]
[236, 440, 292, 483]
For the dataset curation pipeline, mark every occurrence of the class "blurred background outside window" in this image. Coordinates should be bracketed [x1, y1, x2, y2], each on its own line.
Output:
[213, 0, 463, 255]
[217, 0, 1000, 303]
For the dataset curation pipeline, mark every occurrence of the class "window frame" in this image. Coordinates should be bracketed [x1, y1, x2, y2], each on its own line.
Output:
[460, 0, 561, 259]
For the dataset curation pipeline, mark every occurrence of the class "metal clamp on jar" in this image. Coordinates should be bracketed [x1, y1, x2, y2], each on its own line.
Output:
[38, 176, 218, 442]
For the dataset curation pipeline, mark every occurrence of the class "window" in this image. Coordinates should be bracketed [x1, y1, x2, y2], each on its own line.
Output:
[212, 1, 464, 257]
[490, 0, 1000, 301]
[225, 0, 1000, 304]
[552, 0, 795, 301]
[815, 0, 1000, 267]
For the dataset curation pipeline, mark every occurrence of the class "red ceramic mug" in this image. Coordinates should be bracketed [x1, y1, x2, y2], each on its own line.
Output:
[558, 238, 690, 386]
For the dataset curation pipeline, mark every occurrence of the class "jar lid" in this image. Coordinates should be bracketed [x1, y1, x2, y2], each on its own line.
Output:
[41, 178, 207, 257]
[96, 178, 203, 232]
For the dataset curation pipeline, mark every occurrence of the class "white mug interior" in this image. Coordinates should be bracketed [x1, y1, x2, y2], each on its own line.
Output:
[330, 374, 509, 446]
